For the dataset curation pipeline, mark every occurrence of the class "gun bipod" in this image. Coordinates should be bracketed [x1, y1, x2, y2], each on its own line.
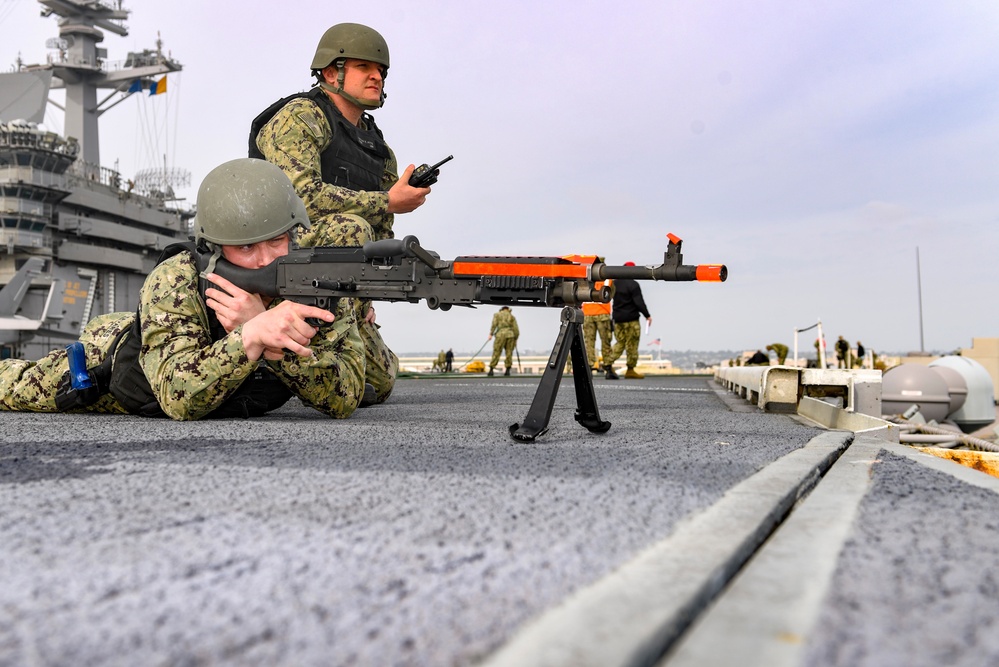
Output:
[509, 307, 612, 443]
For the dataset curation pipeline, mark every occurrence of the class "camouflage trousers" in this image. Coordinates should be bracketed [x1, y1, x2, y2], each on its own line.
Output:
[0, 312, 132, 413]
[360, 318, 399, 403]
[605, 320, 642, 369]
[298, 213, 399, 403]
[583, 314, 612, 368]
[490, 335, 516, 369]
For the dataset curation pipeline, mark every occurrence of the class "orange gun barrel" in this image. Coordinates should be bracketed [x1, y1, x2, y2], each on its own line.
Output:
[696, 264, 727, 282]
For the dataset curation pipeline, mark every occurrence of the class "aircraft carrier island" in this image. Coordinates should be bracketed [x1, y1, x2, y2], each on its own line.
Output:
[0, 0, 192, 360]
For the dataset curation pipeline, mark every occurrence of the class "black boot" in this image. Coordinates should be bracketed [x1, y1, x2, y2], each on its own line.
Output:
[504, 367, 511, 376]
[604, 365, 619, 380]
[359, 382, 378, 407]
[487, 367, 494, 377]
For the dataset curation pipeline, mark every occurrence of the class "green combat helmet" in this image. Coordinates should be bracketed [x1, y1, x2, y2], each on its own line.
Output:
[194, 158, 310, 273]
[311, 23, 390, 110]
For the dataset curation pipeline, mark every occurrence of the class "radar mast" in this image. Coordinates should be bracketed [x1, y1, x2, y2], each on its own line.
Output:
[33, 0, 182, 167]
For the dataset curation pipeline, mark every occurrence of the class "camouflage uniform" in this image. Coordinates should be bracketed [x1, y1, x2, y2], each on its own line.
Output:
[581, 281, 613, 369]
[766, 343, 789, 365]
[255, 97, 398, 244]
[0, 253, 366, 419]
[834, 336, 850, 369]
[0, 312, 132, 413]
[605, 321, 642, 369]
[603, 277, 650, 373]
[489, 308, 519, 372]
[255, 96, 399, 402]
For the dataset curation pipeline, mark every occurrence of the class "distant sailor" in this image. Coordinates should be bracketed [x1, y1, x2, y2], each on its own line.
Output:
[603, 262, 652, 380]
[835, 335, 850, 369]
[488, 307, 519, 377]
[766, 343, 789, 365]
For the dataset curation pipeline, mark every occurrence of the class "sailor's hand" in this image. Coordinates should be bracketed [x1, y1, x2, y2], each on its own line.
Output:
[387, 165, 429, 214]
[365, 304, 377, 325]
[259, 347, 284, 361]
[241, 301, 334, 361]
[205, 273, 267, 332]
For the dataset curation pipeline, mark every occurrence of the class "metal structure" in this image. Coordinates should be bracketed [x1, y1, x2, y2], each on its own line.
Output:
[0, 0, 193, 359]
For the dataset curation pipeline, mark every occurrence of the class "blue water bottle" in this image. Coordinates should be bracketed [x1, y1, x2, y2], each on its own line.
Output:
[66, 341, 93, 390]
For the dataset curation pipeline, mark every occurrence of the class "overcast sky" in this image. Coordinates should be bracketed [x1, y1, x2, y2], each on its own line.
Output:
[2, 0, 997, 357]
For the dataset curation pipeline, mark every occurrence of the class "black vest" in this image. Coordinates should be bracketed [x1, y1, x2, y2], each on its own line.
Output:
[248, 87, 389, 193]
[109, 242, 293, 419]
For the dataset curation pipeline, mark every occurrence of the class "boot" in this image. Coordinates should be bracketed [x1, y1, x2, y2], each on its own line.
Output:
[625, 367, 644, 379]
[359, 382, 378, 407]
[604, 365, 619, 380]
[504, 367, 511, 376]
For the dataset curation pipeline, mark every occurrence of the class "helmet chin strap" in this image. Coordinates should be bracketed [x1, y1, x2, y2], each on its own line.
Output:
[319, 65, 385, 110]
[200, 242, 223, 278]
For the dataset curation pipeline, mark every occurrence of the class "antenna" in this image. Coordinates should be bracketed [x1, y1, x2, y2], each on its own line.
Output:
[133, 155, 191, 201]
[916, 246, 925, 353]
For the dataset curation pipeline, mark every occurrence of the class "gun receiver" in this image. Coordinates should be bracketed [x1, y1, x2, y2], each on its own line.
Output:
[215, 233, 726, 441]
[408, 155, 453, 188]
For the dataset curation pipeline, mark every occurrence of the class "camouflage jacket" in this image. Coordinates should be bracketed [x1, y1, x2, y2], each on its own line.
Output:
[254, 95, 399, 242]
[138, 252, 365, 420]
[490, 309, 519, 340]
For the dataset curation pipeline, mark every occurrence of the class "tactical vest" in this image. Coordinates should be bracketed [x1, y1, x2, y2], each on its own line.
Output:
[248, 87, 389, 193]
[108, 242, 293, 419]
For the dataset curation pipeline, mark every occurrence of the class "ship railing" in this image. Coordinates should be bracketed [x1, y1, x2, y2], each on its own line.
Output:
[109, 53, 183, 73]
[715, 365, 893, 439]
[57, 212, 180, 250]
[0, 166, 69, 192]
[0, 229, 51, 252]
[0, 196, 50, 220]
[0, 123, 79, 158]
[66, 161, 127, 192]
[44, 53, 183, 76]
[46, 51, 101, 72]
[68, 161, 185, 207]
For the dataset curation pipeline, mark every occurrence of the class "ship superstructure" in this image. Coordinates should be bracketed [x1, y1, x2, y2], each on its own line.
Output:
[0, 0, 192, 359]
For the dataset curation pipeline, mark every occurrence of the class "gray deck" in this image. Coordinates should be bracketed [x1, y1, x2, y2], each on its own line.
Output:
[1, 376, 997, 666]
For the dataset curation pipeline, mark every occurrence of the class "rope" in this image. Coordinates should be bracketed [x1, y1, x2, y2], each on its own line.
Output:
[453, 338, 491, 372]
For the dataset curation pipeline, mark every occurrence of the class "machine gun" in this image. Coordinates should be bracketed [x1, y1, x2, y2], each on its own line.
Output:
[215, 233, 727, 442]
